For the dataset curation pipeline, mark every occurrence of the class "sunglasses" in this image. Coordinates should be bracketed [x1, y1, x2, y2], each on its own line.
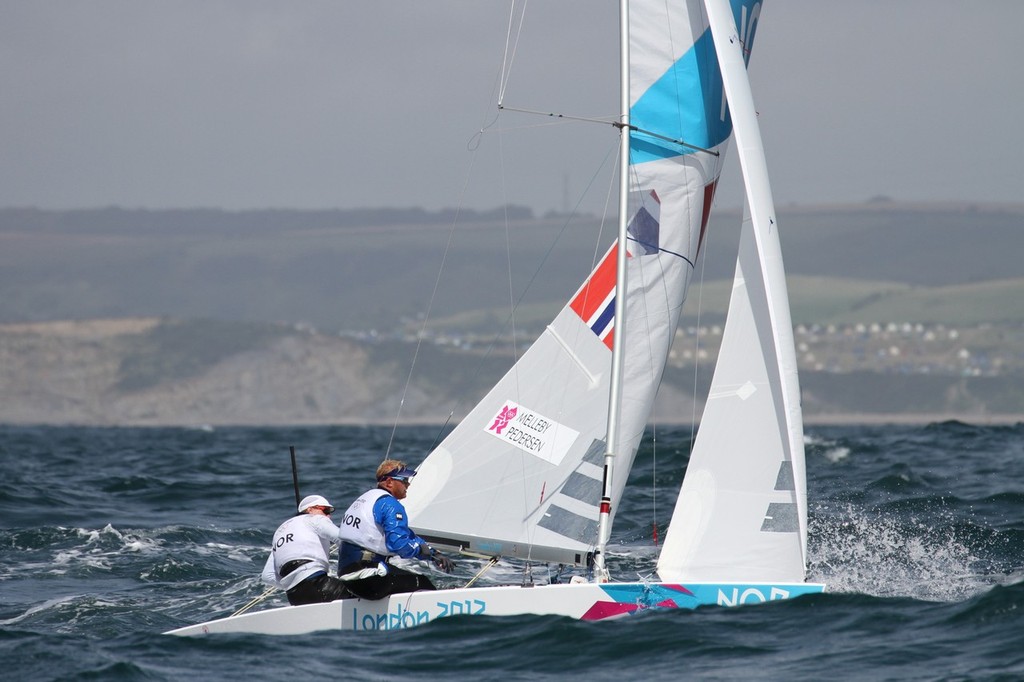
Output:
[389, 476, 412, 485]
[317, 506, 334, 514]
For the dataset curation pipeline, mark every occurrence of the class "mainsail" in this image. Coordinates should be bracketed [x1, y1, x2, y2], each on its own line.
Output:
[405, 0, 747, 567]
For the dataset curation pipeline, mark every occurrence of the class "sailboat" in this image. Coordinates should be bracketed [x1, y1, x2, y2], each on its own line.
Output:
[167, 0, 824, 637]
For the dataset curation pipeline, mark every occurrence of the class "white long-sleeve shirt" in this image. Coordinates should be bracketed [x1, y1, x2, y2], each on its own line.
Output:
[260, 513, 340, 591]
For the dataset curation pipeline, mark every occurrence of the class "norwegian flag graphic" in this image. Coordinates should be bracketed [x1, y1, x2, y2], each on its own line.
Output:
[570, 245, 619, 350]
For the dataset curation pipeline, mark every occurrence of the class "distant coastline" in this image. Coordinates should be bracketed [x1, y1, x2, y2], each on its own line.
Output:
[2, 317, 1022, 429]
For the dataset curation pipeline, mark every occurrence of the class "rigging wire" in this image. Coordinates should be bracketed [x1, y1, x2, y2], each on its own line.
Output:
[651, 426, 658, 546]
[386, 2, 518, 458]
[622, 163, 668, 549]
[684, 0, 722, 456]
[387, 0, 535, 457]
[501, 104, 719, 158]
[383, 204, 460, 458]
[687, 210, 710, 445]
[383, 105, 497, 459]
[498, 0, 529, 106]
[495, 78, 537, 579]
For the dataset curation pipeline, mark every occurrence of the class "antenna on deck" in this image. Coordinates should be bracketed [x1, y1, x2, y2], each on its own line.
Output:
[289, 446, 301, 508]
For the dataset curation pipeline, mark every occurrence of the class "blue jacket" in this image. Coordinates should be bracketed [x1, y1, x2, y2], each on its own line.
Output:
[339, 493, 426, 567]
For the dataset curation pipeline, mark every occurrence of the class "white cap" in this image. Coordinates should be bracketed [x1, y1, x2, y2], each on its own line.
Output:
[297, 494, 333, 513]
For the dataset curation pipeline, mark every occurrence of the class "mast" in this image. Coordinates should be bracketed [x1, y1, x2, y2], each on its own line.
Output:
[594, 0, 631, 582]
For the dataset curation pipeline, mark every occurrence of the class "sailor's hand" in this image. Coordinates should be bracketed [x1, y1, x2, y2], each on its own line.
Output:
[431, 551, 455, 573]
[420, 544, 455, 573]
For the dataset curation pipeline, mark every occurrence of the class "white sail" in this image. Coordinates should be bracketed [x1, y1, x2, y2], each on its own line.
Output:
[405, 0, 735, 566]
[657, 0, 808, 583]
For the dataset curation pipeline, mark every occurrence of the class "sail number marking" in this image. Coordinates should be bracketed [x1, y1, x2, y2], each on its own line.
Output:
[716, 586, 790, 606]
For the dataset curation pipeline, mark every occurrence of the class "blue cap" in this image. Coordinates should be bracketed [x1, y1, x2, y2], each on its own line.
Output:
[377, 466, 417, 482]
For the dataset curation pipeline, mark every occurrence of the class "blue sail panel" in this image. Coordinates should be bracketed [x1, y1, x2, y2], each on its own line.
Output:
[630, 28, 731, 165]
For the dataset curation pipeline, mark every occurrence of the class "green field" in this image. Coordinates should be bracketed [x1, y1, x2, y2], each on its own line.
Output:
[420, 275, 1024, 334]
[695, 276, 1024, 327]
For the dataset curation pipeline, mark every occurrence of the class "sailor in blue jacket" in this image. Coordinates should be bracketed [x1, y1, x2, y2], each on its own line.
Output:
[337, 459, 455, 599]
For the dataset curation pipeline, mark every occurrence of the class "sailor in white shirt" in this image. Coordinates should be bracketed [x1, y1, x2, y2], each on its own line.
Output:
[260, 494, 354, 605]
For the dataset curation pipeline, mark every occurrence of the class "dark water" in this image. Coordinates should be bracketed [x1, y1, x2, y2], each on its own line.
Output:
[2, 422, 1023, 681]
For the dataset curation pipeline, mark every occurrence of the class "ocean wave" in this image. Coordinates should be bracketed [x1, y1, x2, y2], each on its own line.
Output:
[3, 423, 1024, 680]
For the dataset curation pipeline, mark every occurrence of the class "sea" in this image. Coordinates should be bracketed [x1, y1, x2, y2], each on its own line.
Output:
[2, 421, 1023, 681]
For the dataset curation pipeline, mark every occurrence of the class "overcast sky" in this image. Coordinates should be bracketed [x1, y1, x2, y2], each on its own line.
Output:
[1, 1, 1020, 215]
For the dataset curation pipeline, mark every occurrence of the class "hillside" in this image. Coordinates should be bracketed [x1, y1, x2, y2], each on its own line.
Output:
[2, 317, 1022, 427]
[3, 202, 1023, 426]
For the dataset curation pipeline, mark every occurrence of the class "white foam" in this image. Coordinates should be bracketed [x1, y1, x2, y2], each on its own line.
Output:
[823, 446, 850, 463]
[808, 504, 991, 602]
[0, 595, 79, 626]
[804, 433, 851, 463]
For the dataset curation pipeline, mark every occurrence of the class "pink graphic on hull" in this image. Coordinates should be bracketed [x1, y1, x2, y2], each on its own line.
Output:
[580, 583, 694, 621]
[580, 601, 640, 621]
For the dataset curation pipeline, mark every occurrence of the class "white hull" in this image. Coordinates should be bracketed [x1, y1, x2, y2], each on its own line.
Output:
[166, 580, 825, 636]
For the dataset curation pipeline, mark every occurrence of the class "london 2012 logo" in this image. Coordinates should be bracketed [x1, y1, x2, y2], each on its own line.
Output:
[483, 401, 580, 466]
[488, 404, 518, 435]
